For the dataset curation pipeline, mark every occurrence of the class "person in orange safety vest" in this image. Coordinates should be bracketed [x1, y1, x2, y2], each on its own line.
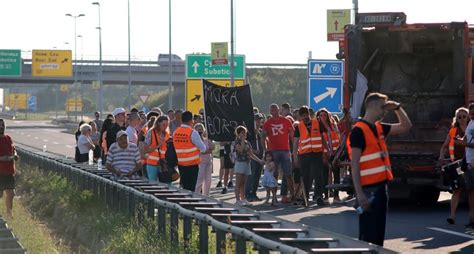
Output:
[347, 92, 412, 246]
[173, 111, 206, 191]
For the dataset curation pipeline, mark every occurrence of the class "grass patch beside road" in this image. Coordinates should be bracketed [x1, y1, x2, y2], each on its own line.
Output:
[0, 197, 68, 253]
[16, 161, 257, 253]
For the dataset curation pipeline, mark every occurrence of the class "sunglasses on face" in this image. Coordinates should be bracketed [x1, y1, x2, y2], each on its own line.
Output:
[457, 115, 468, 119]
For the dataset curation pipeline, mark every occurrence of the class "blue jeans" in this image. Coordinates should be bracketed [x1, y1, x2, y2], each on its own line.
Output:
[146, 165, 161, 182]
[359, 182, 388, 246]
[272, 150, 292, 196]
[246, 159, 263, 198]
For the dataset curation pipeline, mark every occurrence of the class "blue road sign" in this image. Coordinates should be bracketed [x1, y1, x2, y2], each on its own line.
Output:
[28, 96, 37, 111]
[308, 78, 343, 114]
[308, 60, 343, 78]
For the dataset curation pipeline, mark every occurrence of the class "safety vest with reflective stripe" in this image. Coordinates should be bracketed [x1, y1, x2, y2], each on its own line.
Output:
[146, 129, 161, 166]
[448, 127, 457, 162]
[298, 119, 323, 154]
[323, 125, 341, 153]
[173, 126, 201, 166]
[348, 121, 393, 186]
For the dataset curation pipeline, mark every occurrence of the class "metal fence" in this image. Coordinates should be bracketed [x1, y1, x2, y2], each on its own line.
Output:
[17, 144, 392, 254]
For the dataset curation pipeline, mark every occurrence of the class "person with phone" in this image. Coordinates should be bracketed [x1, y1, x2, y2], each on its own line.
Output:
[347, 93, 412, 246]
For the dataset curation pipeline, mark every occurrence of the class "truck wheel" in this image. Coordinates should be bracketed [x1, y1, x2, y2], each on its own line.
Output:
[411, 187, 440, 206]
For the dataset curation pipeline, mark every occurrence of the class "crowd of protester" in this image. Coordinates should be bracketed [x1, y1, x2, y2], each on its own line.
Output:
[74, 103, 351, 207]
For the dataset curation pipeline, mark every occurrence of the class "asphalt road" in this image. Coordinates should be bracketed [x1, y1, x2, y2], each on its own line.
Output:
[5, 120, 474, 253]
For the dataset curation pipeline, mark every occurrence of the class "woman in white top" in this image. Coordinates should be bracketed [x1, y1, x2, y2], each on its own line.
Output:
[76, 123, 96, 163]
[194, 123, 215, 195]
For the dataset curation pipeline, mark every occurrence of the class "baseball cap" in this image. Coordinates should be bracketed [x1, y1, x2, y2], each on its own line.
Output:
[254, 113, 264, 120]
[116, 130, 128, 139]
[112, 107, 126, 117]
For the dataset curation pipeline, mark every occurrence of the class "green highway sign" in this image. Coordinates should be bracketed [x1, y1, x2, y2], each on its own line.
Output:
[0, 50, 21, 77]
[186, 54, 245, 79]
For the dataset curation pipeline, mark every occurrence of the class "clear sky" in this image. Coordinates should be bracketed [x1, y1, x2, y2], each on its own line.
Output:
[1, 0, 473, 63]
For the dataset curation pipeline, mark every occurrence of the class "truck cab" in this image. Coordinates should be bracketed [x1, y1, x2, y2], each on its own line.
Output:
[343, 12, 473, 204]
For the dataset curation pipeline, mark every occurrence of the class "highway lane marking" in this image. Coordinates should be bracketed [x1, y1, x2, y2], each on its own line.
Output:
[53, 142, 59, 145]
[65, 145, 75, 148]
[43, 139, 48, 142]
[428, 227, 474, 240]
[34, 137, 38, 140]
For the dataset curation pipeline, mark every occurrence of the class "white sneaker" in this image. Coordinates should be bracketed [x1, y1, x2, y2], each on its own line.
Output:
[241, 200, 250, 206]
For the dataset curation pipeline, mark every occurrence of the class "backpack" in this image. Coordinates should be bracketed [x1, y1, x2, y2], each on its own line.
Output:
[164, 138, 178, 168]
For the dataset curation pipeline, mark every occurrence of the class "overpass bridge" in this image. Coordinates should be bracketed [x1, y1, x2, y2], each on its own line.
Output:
[0, 59, 186, 88]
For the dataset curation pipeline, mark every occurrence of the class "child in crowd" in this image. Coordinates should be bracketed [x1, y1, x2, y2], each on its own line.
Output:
[261, 151, 278, 205]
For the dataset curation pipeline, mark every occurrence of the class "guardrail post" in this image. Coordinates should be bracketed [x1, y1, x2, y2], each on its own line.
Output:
[158, 206, 166, 237]
[183, 216, 192, 253]
[128, 191, 135, 217]
[199, 220, 208, 254]
[216, 228, 226, 254]
[170, 208, 179, 246]
[235, 234, 246, 254]
[147, 197, 155, 220]
[112, 185, 118, 209]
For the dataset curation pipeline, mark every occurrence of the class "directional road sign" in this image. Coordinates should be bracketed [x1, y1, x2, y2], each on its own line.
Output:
[308, 60, 343, 78]
[186, 54, 245, 79]
[211, 42, 229, 65]
[32, 50, 73, 77]
[308, 79, 343, 114]
[186, 79, 245, 114]
[0, 50, 22, 77]
[327, 9, 351, 41]
[308, 59, 344, 114]
[60, 84, 69, 93]
[28, 96, 37, 111]
[8, 93, 28, 110]
[66, 98, 83, 112]
[92, 80, 100, 90]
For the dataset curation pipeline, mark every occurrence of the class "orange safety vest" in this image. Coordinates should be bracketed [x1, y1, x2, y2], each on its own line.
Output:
[448, 127, 457, 162]
[323, 124, 341, 153]
[146, 129, 161, 166]
[347, 121, 393, 186]
[173, 126, 201, 166]
[160, 131, 170, 160]
[298, 119, 324, 154]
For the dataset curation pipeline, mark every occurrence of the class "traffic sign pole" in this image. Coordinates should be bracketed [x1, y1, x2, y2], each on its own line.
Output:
[230, 0, 235, 87]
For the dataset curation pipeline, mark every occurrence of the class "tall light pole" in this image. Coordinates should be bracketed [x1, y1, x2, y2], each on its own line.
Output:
[78, 34, 84, 120]
[230, 0, 235, 87]
[127, 0, 132, 111]
[92, 2, 103, 117]
[352, 0, 358, 25]
[168, 0, 173, 110]
[66, 13, 85, 123]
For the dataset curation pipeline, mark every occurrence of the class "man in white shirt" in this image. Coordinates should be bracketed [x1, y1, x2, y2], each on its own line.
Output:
[126, 113, 140, 144]
[460, 103, 474, 228]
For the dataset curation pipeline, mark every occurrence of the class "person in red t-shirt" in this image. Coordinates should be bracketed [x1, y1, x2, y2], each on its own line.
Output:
[262, 104, 295, 203]
[0, 119, 19, 217]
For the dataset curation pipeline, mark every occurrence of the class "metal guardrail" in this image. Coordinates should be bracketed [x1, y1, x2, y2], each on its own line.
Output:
[0, 217, 27, 254]
[16, 144, 394, 254]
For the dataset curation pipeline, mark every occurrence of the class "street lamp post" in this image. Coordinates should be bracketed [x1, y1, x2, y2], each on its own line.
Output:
[92, 2, 103, 117]
[168, 0, 173, 110]
[127, 0, 132, 111]
[78, 34, 84, 121]
[65, 13, 85, 123]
